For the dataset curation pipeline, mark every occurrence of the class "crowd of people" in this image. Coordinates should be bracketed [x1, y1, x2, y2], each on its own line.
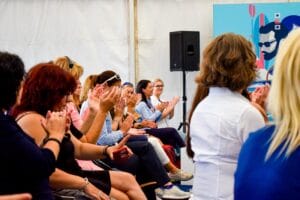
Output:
[0, 52, 192, 199]
[187, 30, 300, 200]
[1, 29, 300, 200]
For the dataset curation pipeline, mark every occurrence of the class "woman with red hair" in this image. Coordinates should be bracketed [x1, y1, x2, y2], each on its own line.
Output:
[14, 63, 146, 200]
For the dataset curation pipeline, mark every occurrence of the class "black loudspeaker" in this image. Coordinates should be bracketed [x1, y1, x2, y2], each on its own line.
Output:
[170, 31, 200, 71]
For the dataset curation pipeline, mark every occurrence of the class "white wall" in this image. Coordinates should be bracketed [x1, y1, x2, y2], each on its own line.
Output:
[0, 0, 132, 82]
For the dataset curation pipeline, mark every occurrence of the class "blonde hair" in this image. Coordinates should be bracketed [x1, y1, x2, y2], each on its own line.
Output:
[267, 29, 300, 159]
[153, 78, 164, 85]
[80, 74, 98, 104]
[53, 56, 84, 80]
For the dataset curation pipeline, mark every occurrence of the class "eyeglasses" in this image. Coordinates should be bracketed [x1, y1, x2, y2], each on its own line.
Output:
[258, 40, 276, 47]
[154, 85, 164, 88]
[103, 74, 121, 84]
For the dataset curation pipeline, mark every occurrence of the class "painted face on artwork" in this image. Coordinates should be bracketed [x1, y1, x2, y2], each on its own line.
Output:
[259, 30, 279, 60]
[142, 82, 153, 98]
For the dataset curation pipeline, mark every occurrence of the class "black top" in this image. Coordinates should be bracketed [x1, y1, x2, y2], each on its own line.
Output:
[55, 123, 83, 176]
[0, 112, 56, 199]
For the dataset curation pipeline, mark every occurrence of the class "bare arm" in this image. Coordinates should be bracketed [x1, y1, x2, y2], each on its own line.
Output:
[17, 111, 66, 159]
[81, 86, 120, 144]
[0, 194, 32, 200]
[50, 168, 108, 200]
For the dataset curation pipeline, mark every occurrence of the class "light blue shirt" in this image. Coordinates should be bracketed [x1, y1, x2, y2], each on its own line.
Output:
[135, 99, 162, 122]
[96, 113, 123, 146]
[80, 101, 123, 146]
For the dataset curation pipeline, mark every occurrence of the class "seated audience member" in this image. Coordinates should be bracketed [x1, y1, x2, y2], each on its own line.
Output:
[187, 33, 265, 200]
[151, 78, 180, 128]
[150, 78, 184, 167]
[120, 81, 192, 180]
[53, 57, 114, 171]
[135, 79, 186, 149]
[80, 74, 98, 105]
[53, 56, 98, 132]
[80, 70, 191, 200]
[13, 63, 146, 200]
[0, 52, 67, 199]
[235, 29, 300, 200]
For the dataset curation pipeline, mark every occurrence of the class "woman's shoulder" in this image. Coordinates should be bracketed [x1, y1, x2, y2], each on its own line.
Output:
[136, 101, 147, 108]
[16, 111, 44, 122]
[247, 125, 275, 144]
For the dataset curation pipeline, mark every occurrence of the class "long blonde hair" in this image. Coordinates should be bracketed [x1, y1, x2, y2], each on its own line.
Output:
[267, 29, 300, 159]
[80, 74, 98, 104]
[53, 56, 84, 107]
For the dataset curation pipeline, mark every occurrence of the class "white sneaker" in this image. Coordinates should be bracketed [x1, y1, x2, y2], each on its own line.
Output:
[156, 185, 190, 200]
[169, 170, 193, 182]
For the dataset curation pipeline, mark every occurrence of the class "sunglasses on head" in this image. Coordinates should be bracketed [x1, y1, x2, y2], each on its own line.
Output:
[103, 74, 121, 84]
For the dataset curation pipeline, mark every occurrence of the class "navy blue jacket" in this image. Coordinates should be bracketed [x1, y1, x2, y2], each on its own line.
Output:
[0, 112, 56, 199]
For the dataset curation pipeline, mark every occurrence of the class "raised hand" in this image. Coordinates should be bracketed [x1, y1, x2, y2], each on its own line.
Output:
[156, 101, 168, 112]
[120, 114, 134, 134]
[170, 96, 180, 106]
[87, 85, 102, 113]
[99, 86, 120, 113]
[41, 110, 67, 137]
[250, 85, 270, 108]
[114, 97, 126, 119]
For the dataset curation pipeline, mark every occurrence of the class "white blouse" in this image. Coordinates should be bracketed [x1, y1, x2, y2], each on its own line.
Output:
[150, 95, 169, 128]
[190, 87, 264, 200]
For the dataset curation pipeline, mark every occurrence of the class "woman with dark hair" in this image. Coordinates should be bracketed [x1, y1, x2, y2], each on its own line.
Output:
[80, 70, 191, 200]
[188, 33, 265, 199]
[135, 79, 186, 149]
[0, 52, 67, 199]
[14, 64, 146, 200]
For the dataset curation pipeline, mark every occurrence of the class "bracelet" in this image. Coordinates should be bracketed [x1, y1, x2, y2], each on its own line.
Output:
[102, 145, 109, 156]
[43, 137, 61, 146]
[80, 177, 89, 191]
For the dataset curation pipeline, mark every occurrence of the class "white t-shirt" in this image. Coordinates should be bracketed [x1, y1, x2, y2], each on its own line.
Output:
[190, 87, 265, 200]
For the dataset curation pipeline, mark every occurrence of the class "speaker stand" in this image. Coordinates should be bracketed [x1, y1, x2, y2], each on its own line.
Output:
[177, 70, 189, 133]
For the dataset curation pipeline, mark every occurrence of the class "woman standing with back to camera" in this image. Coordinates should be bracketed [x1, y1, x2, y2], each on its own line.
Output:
[187, 33, 265, 200]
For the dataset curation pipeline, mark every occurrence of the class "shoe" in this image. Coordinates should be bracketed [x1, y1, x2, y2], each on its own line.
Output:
[169, 170, 193, 182]
[156, 184, 191, 200]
